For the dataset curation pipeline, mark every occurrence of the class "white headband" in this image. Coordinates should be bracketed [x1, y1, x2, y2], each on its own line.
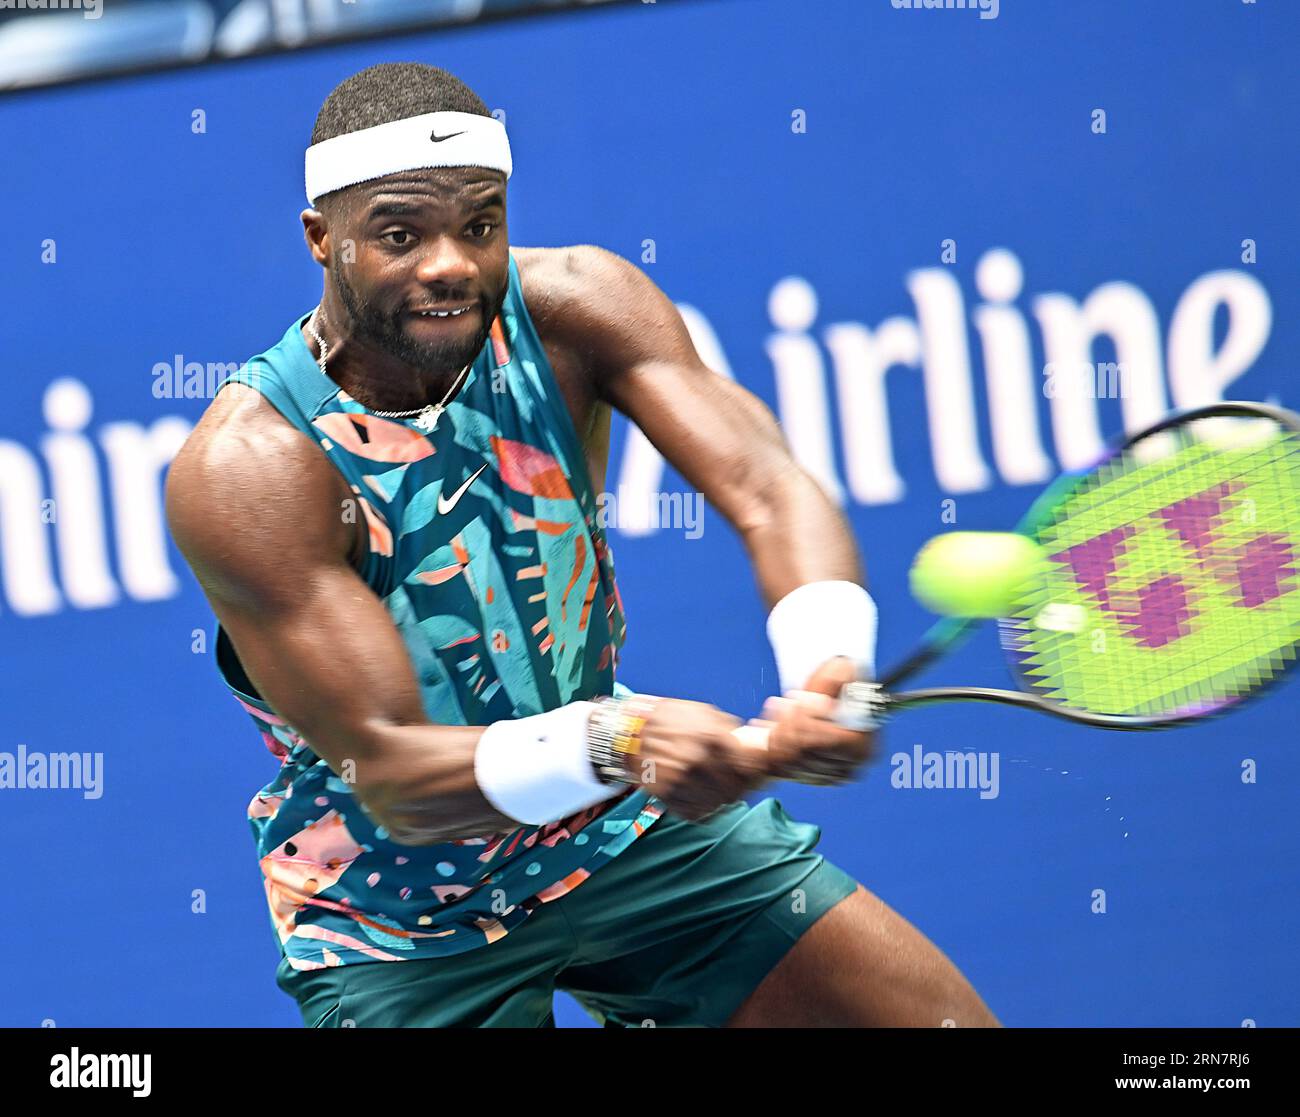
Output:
[304, 110, 512, 206]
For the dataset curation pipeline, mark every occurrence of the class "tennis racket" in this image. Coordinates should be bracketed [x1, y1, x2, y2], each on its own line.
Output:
[748, 400, 1300, 737]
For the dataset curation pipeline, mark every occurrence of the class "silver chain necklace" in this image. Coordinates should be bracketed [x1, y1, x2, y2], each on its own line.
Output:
[306, 306, 470, 434]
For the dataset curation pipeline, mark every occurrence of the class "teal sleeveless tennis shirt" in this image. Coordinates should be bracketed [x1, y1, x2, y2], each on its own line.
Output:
[214, 252, 663, 971]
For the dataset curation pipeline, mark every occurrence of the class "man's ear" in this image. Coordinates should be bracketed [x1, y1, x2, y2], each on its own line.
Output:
[301, 209, 328, 267]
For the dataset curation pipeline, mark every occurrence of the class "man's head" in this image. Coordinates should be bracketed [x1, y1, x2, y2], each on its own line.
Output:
[303, 62, 510, 379]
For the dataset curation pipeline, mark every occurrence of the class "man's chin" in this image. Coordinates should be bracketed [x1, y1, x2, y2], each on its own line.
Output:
[391, 327, 490, 376]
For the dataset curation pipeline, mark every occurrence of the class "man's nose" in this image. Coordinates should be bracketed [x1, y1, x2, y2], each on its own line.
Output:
[414, 235, 477, 287]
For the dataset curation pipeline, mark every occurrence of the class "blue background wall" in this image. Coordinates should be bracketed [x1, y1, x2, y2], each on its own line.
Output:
[0, 0, 1296, 1027]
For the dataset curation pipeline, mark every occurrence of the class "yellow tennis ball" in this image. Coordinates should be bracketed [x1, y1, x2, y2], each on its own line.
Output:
[909, 532, 1048, 618]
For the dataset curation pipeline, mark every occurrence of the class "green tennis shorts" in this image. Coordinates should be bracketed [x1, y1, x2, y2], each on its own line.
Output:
[275, 797, 860, 1028]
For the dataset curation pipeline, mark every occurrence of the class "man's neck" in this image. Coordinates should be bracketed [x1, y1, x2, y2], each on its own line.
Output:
[303, 317, 468, 414]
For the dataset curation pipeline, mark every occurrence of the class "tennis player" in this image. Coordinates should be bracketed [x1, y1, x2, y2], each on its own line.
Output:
[166, 62, 998, 1028]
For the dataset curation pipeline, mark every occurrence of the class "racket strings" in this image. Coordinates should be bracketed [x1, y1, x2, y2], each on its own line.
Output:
[1006, 417, 1300, 718]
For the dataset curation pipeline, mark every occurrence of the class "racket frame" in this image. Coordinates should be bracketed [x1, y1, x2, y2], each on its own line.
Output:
[849, 400, 1300, 732]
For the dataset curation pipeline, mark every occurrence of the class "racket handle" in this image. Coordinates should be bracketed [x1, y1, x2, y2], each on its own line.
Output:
[730, 681, 885, 749]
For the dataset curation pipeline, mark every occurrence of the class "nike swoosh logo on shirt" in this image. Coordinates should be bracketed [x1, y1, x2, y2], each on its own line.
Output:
[437, 463, 488, 515]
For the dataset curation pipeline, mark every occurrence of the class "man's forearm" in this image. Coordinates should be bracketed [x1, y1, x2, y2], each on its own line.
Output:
[739, 468, 866, 610]
[354, 704, 629, 846]
[351, 722, 522, 845]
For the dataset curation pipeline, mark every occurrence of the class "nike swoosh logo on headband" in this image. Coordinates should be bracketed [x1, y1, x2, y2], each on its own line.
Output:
[430, 130, 468, 143]
[437, 463, 489, 515]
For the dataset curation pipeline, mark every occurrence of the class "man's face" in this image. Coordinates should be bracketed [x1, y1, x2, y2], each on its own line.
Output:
[322, 168, 510, 377]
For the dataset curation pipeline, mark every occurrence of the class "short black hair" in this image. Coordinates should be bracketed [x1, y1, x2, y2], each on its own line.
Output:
[310, 62, 493, 219]
[311, 62, 490, 144]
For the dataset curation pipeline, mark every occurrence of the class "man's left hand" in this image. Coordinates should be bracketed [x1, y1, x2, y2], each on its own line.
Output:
[751, 656, 878, 786]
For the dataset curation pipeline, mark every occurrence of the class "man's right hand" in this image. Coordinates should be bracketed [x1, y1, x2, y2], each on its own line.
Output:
[617, 698, 770, 821]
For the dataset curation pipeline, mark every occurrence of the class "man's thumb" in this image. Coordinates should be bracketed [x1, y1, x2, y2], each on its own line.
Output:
[800, 655, 860, 698]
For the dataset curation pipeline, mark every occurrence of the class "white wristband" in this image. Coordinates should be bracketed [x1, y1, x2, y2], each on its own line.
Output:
[766, 580, 878, 694]
[474, 701, 623, 826]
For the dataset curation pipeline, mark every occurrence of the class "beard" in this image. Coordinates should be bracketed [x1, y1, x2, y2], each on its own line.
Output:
[332, 263, 507, 379]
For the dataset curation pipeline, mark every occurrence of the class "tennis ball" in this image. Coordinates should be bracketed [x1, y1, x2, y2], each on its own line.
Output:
[909, 532, 1048, 618]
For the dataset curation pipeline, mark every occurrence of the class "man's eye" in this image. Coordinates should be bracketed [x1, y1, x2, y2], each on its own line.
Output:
[382, 230, 413, 247]
[469, 222, 496, 239]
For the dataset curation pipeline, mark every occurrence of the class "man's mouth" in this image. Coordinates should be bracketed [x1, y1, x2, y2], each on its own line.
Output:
[410, 304, 474, 319]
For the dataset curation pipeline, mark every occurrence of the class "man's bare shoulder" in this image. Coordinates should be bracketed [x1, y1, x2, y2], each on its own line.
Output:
[167, 384, 357, 583]
[511, 244, 662, 376]
[173, 382, 318, 483]
[512, 243, 642, 305]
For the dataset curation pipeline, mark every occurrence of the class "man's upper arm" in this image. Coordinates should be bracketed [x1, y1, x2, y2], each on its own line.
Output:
[561, 245, 795, 536]
[165, 391, 429, 770]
